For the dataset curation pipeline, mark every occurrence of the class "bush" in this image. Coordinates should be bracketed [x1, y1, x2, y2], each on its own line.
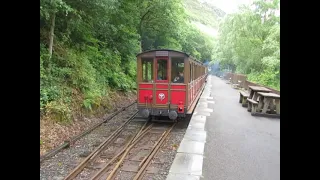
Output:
[45, 100, 72, 122]
[40, 43, 137, 118]
[248, 68, 279, 90]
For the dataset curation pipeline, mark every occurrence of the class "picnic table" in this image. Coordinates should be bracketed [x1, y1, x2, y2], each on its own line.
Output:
[249, 92, 280, 118]
[248, 85, 271, 101]
[239, 85, 270, 107]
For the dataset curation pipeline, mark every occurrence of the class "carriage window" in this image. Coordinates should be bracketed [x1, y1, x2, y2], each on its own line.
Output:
[171, 57, 184, 83]
[157, 59, 168, 80]
[142, 58, 153, 82]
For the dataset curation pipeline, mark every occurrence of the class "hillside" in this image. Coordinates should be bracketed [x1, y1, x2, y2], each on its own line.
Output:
[183, 0, 226, 30]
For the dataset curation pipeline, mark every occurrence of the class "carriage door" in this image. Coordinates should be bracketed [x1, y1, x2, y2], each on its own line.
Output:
[155, 57, 169, 106]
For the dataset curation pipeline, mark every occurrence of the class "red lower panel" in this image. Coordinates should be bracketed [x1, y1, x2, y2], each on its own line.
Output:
[139, 84, 152, 89]
[171, 85, 186, 89]
[155, 90, 168, 104]
[138, 90, 153, 104]
[171, 91, 186, 105]
[156, 84, 168, 89]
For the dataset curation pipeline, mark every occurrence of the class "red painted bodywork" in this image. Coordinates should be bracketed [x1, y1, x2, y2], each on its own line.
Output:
[171, 84, 186, 105]
[138, 75, 206, 114]
[155, 90, 168, 104]
[138, 89, 152, 104]
[137, 54, 206, 114]
[138, 83, 186, 106]
[156, 84, 168, 89]
[170, 85, 185, 89]
[139, 84, 152, 89]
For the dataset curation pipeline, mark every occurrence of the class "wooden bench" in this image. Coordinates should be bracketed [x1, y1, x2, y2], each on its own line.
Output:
[232, 83, 240, 89]
[239, 91, 249, 107]
[247, 98, 258, 114]
[226, 78, 232, 84]
[253, 92, 280, 118]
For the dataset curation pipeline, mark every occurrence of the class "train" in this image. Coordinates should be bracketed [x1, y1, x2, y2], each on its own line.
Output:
[136, 49, 208, 121]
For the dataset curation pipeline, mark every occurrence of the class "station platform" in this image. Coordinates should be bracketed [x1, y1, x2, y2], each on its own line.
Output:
[166, 75, 280, 180]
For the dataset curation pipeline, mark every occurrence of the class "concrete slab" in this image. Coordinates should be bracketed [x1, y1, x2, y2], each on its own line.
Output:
[184, 129, 207, 142]
[195, 111, 211, 116]
[166, 173, 201, 180]
[177, 139, 205, 155]
[187, 122, 205, 131]
[199, 102, 208, 105]
[192, 115, 206, 123]
[199, 97, 210, 100]
[169, 153, 203, 176]
[200, 94, 211, 98]
[197, 104, 208, 108]
[202, 93, 211, 96]
[200, 108, 213, 113]
[200, 96, 211, 100]
[202, 92, 210, 95]
[200, 97, 213, 100]
[207, 100, 215, 104]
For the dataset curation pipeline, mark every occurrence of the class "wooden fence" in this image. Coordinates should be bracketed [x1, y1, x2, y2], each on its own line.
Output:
[223, 72, 280, 95]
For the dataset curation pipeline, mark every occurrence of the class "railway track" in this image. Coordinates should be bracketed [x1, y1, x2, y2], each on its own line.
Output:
[64, 115, 176, 180]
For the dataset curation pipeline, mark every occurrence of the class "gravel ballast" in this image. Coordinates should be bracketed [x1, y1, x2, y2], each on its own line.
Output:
[40, 114, 190, 180]
[40, 105, 138, 180]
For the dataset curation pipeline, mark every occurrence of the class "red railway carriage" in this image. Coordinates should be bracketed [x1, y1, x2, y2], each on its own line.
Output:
[136, 49, 208, 121]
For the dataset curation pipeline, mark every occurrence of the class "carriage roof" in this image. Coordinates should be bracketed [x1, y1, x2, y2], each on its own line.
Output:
[136, 49, 204, 65]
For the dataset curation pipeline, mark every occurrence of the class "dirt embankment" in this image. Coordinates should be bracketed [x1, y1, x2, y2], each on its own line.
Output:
[40, 91, 136, 156]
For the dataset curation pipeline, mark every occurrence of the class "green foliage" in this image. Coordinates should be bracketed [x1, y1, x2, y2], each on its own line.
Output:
[45, 99, 72, 122]
[247, 69, 280, 90]
[178, 22, 215, 61]
[183, 0, 225, 28]
[214, 0, 280, 89]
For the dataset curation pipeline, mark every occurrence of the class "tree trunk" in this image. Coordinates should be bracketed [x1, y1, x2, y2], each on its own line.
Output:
[139, 40, 142, 53]
[138, 9, 152, 53]
[49, 12, 56, 59]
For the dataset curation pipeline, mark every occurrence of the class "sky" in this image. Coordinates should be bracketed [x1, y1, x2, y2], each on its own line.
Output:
[200, 0, 254, 14]
[203, 0, 280, 16]
[195, 0, 254, 37]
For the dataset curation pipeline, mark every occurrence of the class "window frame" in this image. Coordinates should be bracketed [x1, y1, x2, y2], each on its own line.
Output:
[155, 57, 169, 83]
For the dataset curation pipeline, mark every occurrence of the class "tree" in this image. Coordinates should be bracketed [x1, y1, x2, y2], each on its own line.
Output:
[213, 0, 280, 89]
